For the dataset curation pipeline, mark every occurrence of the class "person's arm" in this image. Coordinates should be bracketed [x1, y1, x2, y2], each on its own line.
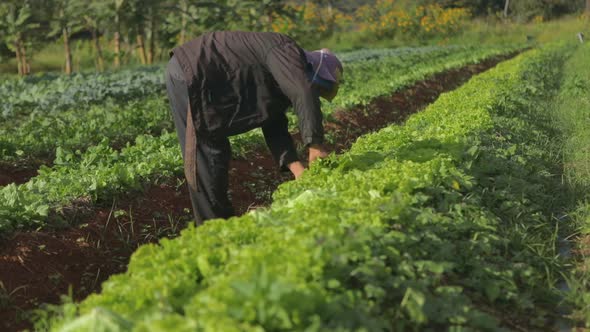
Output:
[287, 161, 305, 179]
[308, 144, 328, 163]
[261, 112, 302, 178]
[265, 41, 324, 148]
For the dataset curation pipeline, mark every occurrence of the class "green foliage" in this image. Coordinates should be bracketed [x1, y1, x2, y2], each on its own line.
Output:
[0, 0, 586, 76]
[0, 2, 39, 52]
[0, 45, 518, 237]
[507, 0, 585, 21]
[0, 45, 483, 162]
[0, 132, 182, 235]
[331, 45, 516, 109]
[403, 0, 585, 18]
[47, 0, 84, 39]
[160, 0, 226, 45]
[551, 43, 590, 190]
[0, 65, 164, 122]
[41, 43, 572, 331]
[0, 97, 172, 161]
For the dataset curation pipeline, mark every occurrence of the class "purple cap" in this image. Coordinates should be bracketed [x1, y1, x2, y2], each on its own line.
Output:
[304, 48, 343, 83]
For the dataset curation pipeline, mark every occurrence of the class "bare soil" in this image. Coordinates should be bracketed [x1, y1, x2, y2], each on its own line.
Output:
[0, 54, 517, 331]
[0, 163, 40, 187]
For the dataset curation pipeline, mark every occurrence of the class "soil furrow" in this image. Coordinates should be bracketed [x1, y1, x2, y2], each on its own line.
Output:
[0, 162, 43, 187]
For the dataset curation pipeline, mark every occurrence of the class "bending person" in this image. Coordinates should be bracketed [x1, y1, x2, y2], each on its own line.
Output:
[165, 31, 343, 224]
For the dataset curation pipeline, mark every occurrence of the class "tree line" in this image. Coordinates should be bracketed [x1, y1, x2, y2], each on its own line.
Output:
[0, 0, 307, 75]
[0, 0, 587, 76]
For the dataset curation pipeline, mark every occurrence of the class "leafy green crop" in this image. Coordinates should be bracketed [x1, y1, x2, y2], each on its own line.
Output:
[0, 45, 464, 126]
[0, 66, 164, 123]
[0, 45, 520, 236]
[40, 43, 572, 331]
[0, 45, 518, 164]
[0, 133, 182, 235]
[0, 97, 172, 162]
[1, 45, 508, 121]
[336, 45, 466, 63]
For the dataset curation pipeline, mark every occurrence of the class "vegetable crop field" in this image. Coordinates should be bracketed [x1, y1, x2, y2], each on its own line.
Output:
[2, 36, 590, 332]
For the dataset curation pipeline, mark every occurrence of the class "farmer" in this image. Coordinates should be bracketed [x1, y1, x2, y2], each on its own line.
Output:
[165, 31, 343, 224]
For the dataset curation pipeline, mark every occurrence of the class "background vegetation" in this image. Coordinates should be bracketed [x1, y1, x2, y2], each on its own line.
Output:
[0, 0, 588, 76]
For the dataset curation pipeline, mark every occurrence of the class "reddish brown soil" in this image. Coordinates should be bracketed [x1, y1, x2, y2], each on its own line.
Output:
[0, 53, 516, 331]
[0, 163, 40, 186]
[0, 184, 194, 331]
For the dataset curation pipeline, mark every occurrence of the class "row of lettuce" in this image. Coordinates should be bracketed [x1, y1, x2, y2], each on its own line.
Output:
[40, 43, 576, 330]
[0, 45, 520, 237]
[0, 65, 164, 123]
[0, 45, 518, 163]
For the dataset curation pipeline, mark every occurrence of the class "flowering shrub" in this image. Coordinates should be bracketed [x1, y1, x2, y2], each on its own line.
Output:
[270, 2, 353, 40]
[356, 1, 470, 38]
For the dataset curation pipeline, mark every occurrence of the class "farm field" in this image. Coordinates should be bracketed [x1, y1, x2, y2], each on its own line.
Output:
[1, 40, 589, 331]
[0, 45, 520, 236]
[0, 44, 524, 331]
[1, 13, 590, 332]
[20, 40, 590, 332]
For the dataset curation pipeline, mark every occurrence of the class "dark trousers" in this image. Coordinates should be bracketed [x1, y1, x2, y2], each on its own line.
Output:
[165, 56, 235, 224]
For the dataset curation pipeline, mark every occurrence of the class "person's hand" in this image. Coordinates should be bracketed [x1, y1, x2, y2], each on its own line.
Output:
[308, 144, 328, 164]
[288, 161, 305, 179]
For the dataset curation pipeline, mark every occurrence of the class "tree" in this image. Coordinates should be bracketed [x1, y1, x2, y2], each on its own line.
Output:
[122, 0, 173, 65]
[109, 0, 128, 68]
[228, 0, 289, 31]
[49, 0, 84, 74]
[84, 0, 139, 69]
[504, 0, 510, 18]
[0, 1, 39, 76]
[161, 0, 229, 46]
[144, 0, 164, 64]
[125, 0, 150, 65]
[108, 0, 193, 66]
[177, 0, 189, 44]
[84, 0, 111, 71]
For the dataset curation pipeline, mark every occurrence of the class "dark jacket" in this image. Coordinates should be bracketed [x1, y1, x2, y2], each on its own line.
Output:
[171, 31, 324, 170]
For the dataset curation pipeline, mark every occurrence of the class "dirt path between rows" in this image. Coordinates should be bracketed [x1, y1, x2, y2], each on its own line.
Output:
[0, 53, 518, 332]
[0, 163, 42, 187]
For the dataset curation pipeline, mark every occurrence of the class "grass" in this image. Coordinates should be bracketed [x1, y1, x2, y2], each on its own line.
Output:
[551, 42, 590, 328]
[455, 15, 589, 45]
[0, 281, 27, 310]
[314, 16, 590, 52]
[0, 37, 168, 75]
